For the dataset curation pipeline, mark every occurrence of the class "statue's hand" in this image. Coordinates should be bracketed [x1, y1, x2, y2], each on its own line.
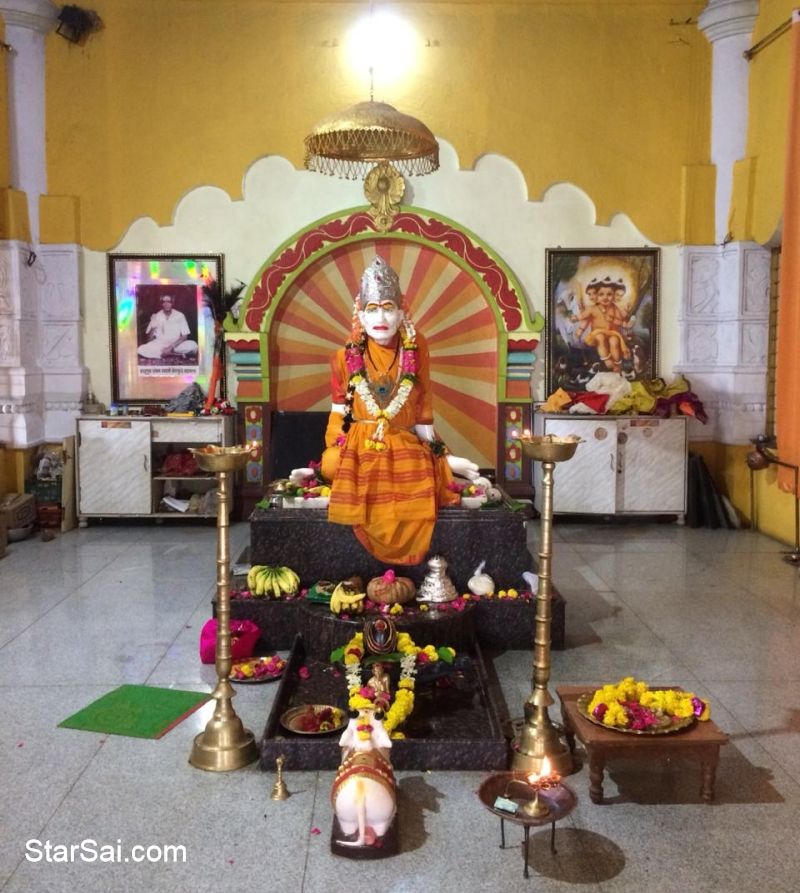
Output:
[447, 455, 480, 481]
[414, 423, 435, 442]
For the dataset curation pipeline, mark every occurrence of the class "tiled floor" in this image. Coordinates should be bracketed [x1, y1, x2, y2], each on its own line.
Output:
[2, 519, 799, 892]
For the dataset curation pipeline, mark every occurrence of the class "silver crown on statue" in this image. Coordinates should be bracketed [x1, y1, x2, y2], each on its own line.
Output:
[417, 555, 458, 603]
[358, 256, 402, 307]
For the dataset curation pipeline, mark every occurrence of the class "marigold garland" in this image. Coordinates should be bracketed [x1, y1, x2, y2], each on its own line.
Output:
[587, 676, 710, 731]
[342, 320, 418, 449]
[337, 630, 455, 737]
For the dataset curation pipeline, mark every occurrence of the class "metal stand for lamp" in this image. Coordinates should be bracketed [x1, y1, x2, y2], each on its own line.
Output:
[188, 444, 259, 771]
[512, 437, 579, 776]
[746, 436, 800, 566]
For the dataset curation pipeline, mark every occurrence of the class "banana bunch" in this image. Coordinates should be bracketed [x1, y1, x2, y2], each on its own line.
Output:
[329, 580, 366, 614]
[246, 565, 300, 598]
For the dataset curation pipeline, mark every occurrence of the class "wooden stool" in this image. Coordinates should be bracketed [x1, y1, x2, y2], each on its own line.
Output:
[556, 685, 729, 804]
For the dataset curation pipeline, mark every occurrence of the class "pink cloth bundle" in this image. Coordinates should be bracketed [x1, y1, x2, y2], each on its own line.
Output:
[199, 618, 261, 664]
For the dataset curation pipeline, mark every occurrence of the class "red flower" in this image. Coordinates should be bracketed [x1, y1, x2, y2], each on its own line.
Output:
[298, 666, 310, 680]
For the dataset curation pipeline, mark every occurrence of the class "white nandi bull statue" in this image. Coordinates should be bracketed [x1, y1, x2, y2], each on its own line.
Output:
[330, 708, 397, 851]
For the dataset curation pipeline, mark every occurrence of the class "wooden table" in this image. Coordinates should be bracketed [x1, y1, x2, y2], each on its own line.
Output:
[556, 685, 729, 804]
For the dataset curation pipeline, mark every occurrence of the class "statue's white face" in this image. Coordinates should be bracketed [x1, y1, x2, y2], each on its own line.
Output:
[358, 300, 403, 345]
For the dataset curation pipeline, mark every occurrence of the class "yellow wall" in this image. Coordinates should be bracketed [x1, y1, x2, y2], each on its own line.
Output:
[44, 0, 710, 251]
[739, 0, 796, 244]
[690, 441, 797, 547]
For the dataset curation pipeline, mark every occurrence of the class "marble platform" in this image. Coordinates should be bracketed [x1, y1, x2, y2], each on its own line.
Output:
[238, 500, 566, 651]
[249, 502, 533, 592]
[259, 636, 510, 771]
[226, 588, 565, 654]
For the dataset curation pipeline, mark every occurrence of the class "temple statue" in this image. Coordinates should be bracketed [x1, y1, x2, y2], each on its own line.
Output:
[317, 256, 481, 565]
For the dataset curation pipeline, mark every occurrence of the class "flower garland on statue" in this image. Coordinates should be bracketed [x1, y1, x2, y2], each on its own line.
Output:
[342, 320, 418, 451]
[338, 630, 455, 738]
[586, 676, 710, 731]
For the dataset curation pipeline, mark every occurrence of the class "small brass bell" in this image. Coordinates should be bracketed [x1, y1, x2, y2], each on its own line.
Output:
[270, 754, 290, 801]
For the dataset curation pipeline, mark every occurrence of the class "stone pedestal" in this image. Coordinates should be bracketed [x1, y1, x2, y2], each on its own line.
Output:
[250, 502, 533, 592]
[238, 501, 566, 651]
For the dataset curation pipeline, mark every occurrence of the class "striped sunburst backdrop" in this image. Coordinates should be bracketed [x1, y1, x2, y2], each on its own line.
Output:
[269, 239, 499, 468]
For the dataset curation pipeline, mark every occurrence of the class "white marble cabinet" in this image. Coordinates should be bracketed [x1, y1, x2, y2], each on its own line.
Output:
[76, 415, 232, 524]
[533, 413, 687, 518]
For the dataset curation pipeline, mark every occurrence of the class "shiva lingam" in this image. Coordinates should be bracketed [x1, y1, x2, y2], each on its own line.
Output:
[512, 431, 581, 776]
[188, 443, 260, 772]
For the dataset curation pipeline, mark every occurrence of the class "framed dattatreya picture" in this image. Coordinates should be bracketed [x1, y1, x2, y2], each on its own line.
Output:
[108, 254, 224, 404]
[545, 248, 659, 393]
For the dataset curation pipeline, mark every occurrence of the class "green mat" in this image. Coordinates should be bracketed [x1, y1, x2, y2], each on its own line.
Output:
[58, 685, 211, 739]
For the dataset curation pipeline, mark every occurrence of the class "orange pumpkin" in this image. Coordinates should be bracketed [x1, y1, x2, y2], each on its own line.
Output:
[366, 569, 416, 605]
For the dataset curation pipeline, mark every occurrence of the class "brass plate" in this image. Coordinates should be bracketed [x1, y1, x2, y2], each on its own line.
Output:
[230, 655, 286, 684]
[280, 704, 345, 736]
[576, 693, 695, 736]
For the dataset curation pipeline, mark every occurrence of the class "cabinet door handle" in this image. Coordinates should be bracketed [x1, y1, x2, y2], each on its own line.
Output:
[143, 455, 149, 473]
[609, 452, 615, 471]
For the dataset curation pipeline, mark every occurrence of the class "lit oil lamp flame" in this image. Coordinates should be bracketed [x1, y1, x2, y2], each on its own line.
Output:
[527, 755, 552, 785]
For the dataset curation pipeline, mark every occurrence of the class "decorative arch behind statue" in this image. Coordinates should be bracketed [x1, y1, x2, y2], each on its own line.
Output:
[229, 209, 543, 510]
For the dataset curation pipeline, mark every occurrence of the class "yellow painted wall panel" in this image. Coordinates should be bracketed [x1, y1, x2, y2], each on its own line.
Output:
[0, 187, 31, 242]
[746, 0, 797, 245]
[680, 164, 716, 245]
[44, 0, 711, 250]
[729, 157, 757, 242]
[40, 194, 81, 244]
[689, 441, 797, 546]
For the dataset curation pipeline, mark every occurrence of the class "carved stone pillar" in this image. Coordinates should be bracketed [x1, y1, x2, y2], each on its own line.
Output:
[0, 1, 85, 446]
[0, 241, 44, 445]
[676, 242, 770, 444]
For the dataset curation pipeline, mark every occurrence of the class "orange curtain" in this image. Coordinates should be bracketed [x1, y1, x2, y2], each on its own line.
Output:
[776, 11, 800, 493]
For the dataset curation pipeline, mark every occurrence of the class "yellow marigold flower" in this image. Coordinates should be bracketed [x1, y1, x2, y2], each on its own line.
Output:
[398, 678, 415, 690]
[389, 603, 404, 615]
[604, 702, 628, 727]
[498, 590, 507, 598]
[507, 588, 518, 597]
[348, 694, 373, 710]
[419, 604, 429, 612]
[390, 731, 406, 739]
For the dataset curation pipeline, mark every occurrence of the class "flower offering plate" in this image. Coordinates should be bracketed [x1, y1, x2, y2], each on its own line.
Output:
[576, 693, 695, 736]
[280, 704, 345, 736]
[230, 655, 286, 684]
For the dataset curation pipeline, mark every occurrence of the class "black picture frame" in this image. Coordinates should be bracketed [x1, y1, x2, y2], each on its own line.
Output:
[108, 254, 224, 404]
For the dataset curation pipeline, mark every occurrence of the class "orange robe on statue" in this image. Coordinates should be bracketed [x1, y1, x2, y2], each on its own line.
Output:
[322, 333, 460, 565]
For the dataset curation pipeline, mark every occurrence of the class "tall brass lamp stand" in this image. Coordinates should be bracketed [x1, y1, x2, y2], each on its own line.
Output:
[188, 444, 259, 772]
[512, 436, 579, 776]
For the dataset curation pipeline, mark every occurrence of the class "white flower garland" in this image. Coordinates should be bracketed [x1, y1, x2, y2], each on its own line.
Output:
[349, 319, 418, 450]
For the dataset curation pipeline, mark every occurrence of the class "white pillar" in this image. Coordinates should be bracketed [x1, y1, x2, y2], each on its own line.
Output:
[1, 0, 58, 243]
[698, 0, 759, 244]
[0, 1, 85, 447]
